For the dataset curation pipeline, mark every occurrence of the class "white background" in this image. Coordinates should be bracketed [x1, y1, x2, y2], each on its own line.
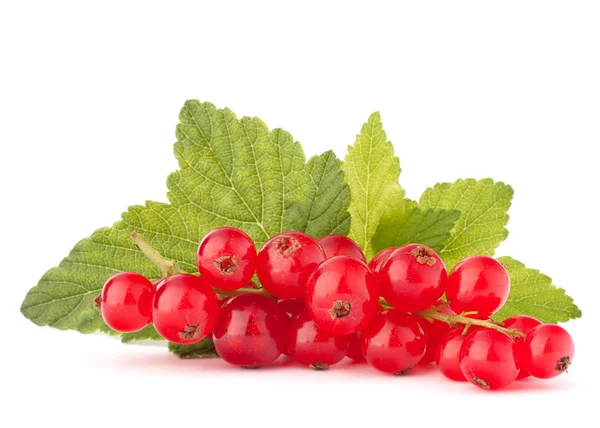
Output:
[1, 1, 598, 427]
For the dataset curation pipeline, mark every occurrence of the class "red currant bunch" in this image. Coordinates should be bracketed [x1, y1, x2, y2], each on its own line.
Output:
[94, 229, 575, 391]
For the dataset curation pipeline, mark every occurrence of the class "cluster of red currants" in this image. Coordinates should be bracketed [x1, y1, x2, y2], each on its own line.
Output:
[96, 227, 574, 390]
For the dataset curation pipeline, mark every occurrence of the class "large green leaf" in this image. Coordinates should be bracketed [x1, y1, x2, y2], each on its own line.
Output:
[20, 101, 350, 339]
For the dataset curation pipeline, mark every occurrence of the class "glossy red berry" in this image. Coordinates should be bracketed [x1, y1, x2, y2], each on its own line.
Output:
[153, 274, 219, 344]
[256, 232, 326, 299]
[446, 256, 510, 319]
[417, 301, 455, 365]
[277, 298, 306, 319]
[317, 234, 366, 262]
[277, 298, 306, 356]
[306, 256, 379, 335]
[522, 324, 574, 379]
[287, 311, 350, 370]
[435, 329, 470, 381]
[213, 294, 287, 368]
[361, 310, 426, 375]
[502, 315, 542, 378]
[367, 247, 396, 273]
[98, 272, 155, 333]
[378, 244, 447, 312]
[196, 227, 257, 291]
[459, 329, 520, 390]
[346, 332, 365, 362]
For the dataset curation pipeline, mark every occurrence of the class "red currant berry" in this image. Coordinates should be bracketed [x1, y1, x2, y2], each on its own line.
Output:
[317, 234, 366, 262]
[435, 328, 470, 381]
[277, 298, 306, 319]
[378, 244, 447, 312]
[522, 324, 574, 379]
[196, 227, 257, 291]
[287, 311, 350, 370]
[306, 256, 379, 335]
[417, 301, 455, 365]
[97, 272, 155, 333]
[153, 274, 219, 344]
[361, 310, 426, 375]
[256, 232, 326, 299]
[213, 294, 287, 368]
[502, 315, 542, 378]
[367, 247, 396, 273]
[277, 298, 306, 356]
[346, 332, 365, 362]
[459, 329, 519, 390]
[446, 256, 510, 319]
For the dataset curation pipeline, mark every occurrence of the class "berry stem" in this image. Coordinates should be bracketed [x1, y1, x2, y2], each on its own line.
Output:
[416, 307, 526, 338]
[131, 232, 185, 278]
[217, 287, 275, 300]
[379, 297, 525, 337]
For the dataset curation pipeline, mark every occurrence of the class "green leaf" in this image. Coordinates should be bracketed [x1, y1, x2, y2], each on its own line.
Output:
[494, 257, 582, 323]
[372, 200, 461, 254]
[20, 101, 350, 338]
[301, 151, 351, 237]
[420, 178, 513, 270]
[344, 112, 407, 259]
[168, 338, 219, 359]
[121, 325, 163, 343]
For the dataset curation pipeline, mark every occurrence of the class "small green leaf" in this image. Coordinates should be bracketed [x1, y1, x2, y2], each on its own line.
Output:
[345, 112, 407, 259]
[420, 178, 513, 270]
[121, 325, 164, 343]
[21, 101, 350, 337]
[168, 339, 218, 359]
[494, 257, 582, 323]
[372, 200, 461, 254]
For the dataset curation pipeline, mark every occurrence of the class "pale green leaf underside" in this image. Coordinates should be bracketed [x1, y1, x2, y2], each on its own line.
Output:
[494, 257, 582, 323]
[420, 178, 513, 270]
[345, 112, 407, 260]
[168, 338, 218, 359]
[21, 101, 350, 339]
[121, 325, 164, 343]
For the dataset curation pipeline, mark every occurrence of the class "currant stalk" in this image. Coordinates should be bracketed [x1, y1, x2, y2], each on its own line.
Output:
[416, 304, 526, 338]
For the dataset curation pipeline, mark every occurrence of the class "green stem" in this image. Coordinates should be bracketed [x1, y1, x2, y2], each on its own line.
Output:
[416, 307, 526, 338]
[131, 232, 185, 278]
[378, 297, 525, 337]
[217, 287, 275, 300]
